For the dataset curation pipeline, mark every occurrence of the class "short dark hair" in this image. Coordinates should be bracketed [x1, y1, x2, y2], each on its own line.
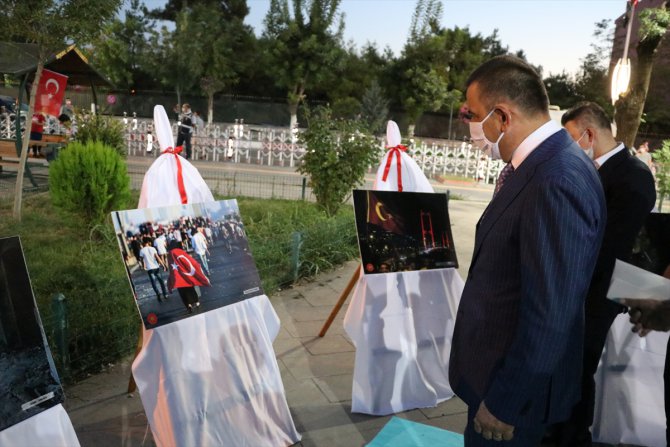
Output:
[466, 55, 549, 115]
[561, 101, 611, 130]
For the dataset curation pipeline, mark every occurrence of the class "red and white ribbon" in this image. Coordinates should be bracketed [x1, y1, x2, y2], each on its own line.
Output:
[381, 144, 408, 192]
[162, 146, 188, 204]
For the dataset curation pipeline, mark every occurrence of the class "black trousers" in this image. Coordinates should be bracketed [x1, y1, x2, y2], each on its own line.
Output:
[551, 303, 622, 447]
[177, 287, 199, 310]
[176, 132, 192, 159]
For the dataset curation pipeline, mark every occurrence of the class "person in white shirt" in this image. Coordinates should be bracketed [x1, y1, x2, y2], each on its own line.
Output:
[154, 233, 168, 266]
[191, 227, 211, 276]
[139, 239, 168, 302]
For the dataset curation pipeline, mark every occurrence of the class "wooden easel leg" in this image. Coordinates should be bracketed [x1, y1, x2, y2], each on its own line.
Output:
[318, 264, 362, 337]
[127, 323, 144, 394]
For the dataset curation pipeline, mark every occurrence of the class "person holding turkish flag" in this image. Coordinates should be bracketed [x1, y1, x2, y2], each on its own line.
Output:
[35, 69, 68, 118]
[166, 240, 211, 313]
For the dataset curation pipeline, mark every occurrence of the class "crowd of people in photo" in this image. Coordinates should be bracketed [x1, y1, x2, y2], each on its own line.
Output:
[123, 213, 247, 314]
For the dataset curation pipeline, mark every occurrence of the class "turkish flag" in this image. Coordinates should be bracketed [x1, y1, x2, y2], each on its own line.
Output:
[631, 0, 640, 6]
[367, 191, 403, 233]
[35, 69, 68, 117]
[167, 248, 211, 291]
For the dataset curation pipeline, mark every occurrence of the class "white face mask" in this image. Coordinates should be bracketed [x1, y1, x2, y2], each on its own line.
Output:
[469, 109, 505, 160]
[575, 130, 594, 160]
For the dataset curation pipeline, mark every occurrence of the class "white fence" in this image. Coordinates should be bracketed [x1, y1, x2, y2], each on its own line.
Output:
[124, 117, 505, 184]
[0, 114, 505, 184]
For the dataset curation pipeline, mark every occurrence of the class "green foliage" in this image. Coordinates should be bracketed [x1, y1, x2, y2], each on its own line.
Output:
[74, 113, 127, 156]
[238, 198, 357, 291]
[88, 0, 154, 91]
[653, 141, 670, 211]
[360, 80, 389, 135]
[49, 141, 131, 226]
[639, 7, 670, 41]
[331, 96, 361, 120]
[263, 0, 344, 118]
[298, 106, 379, 216]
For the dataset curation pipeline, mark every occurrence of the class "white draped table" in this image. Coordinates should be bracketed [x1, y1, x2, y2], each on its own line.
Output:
[593, 314, 669, 447]
[0, 404, 80, 447]
[132, 294, 301, 446]
[343, 268, 464, 415]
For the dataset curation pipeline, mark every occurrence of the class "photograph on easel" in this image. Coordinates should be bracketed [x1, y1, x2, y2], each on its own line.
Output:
[112, 200, 264, 329]
[629, 213, 670, 277]
[353, 190, 458, 274]
[0, 236, 64, 432]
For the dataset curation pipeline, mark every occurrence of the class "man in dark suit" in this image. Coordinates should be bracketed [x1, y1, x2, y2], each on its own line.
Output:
[550, 102, 657, 446]
[449, 56, 607, 446]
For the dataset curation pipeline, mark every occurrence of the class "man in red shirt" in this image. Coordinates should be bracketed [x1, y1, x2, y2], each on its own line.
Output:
[30, 112, 46, 157]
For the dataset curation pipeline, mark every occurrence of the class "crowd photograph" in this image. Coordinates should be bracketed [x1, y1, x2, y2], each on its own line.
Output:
[112, 200, 264, 329]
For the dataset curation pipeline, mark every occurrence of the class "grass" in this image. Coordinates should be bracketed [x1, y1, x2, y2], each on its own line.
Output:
[0, 193, 357, 382]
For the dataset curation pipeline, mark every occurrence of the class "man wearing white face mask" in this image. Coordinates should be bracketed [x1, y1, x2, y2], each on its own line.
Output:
[449, 56, 607, 446]
[549, 101, 656, 447]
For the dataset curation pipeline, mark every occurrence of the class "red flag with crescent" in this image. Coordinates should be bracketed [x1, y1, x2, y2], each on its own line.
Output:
[167, 248, 211, 291]
[35, 69, 68, 117]
[367, 191, 403, 233]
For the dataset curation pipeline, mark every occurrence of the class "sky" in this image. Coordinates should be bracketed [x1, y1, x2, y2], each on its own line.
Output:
[142, 0, 627, 76]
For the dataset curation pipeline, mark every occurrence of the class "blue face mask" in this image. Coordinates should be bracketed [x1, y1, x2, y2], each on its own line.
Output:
[469, 109, 505, 160]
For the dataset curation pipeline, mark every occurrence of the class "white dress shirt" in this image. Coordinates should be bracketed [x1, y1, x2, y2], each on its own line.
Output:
[511, 120, 562, 169]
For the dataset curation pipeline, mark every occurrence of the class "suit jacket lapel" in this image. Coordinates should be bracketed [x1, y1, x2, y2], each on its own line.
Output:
[471, 130, 573, 268]
[597, 146, 630, 181]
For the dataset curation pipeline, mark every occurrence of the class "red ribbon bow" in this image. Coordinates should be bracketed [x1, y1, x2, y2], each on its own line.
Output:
[382, 144, 408, 192]
[162, 146, 188, 204]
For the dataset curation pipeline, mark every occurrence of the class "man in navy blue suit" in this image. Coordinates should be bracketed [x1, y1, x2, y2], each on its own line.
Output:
[449, 56, 607, 446]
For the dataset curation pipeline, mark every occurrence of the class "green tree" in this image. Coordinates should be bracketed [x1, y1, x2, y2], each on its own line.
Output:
[360, 80, 389, 135]
[262, 0, 345, 128]
[0, 0, 122, 221]
[298, 106, 379, 216]
[145, 0, 249, 22]
[89, 0, 153, 91]
[615, 5, 670, 147]
[653, 140, 670, 211]
[544, 72, 578, 109]
[146, 9, 203, 106]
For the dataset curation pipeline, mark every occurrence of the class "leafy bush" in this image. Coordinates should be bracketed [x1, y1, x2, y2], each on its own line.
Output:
[74, 112, 127, 156]
[298, 106, 379, 216]
[653, 140, 670, 211]
[49, 140, 131, 226]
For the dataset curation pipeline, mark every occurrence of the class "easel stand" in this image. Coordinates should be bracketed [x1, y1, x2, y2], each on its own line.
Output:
[319, 264, 361, 337]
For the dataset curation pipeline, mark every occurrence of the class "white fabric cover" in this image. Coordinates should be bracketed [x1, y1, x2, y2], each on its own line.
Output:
[138, 105, 214, 208]
[0, 404, 80, 447]
[374, 121, 433, 193]
[133, 107, 300, 446]
[133, 295, 300, 446]
[343, 120, 464, 415]
[344, 269, 464, 415]
[592, 314, 668, 447]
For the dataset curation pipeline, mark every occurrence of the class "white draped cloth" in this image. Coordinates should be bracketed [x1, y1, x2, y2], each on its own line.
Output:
[592, 314, 669, 447]
[131, 105, 300, 446]
[0, 404, 80, 447]
[343, 120, 464, 415]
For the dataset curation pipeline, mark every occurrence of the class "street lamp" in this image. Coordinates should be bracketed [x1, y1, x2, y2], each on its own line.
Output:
[611, 0, 638, 105]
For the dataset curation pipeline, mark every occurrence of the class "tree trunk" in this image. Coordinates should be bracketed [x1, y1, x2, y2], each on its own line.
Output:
[13, 62, 42, 221]
[207, 92, 214, 125]
[407, 123, 416, 138]
[614, 20, 667, 147]
[289, 101, 298, 130]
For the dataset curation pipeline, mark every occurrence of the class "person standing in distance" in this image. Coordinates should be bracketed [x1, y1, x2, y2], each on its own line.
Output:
[177, 103, 194, 159]
[448, 56, 607, 446]
[548, 102, 656, 447]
